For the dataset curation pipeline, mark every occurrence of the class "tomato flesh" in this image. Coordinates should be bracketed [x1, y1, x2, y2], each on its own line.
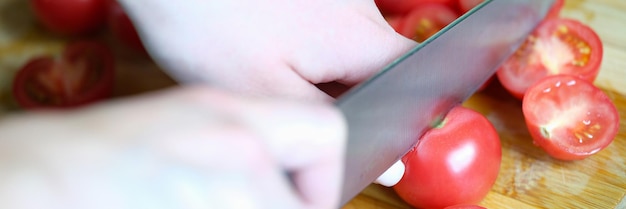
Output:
[393, 106, 501, 209]
[13, 41, 115, 109]
[522, 75, 619, 160]
[497, 18, 603, 99]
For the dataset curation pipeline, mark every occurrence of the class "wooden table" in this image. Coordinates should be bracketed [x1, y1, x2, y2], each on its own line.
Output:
[0, 0, 624, 208]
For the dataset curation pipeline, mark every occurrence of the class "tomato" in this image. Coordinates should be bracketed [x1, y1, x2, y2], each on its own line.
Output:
[393, 106, 501, 209]
[375, 0, 457, 16]
[399, 3, 459, 42]
[12, 41, 115, 109]
[496, 18, 603, 99]
[385, 15, 406, 34]
[457, 0, 483, 14]
[546, 0, 565, 19]
[30, 0, 107, 36]
[107, 0, 146, 53]
[522, 75, 619, 161]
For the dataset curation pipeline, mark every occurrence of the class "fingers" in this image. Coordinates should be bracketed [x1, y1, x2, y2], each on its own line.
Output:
[231, 94, 347, 208]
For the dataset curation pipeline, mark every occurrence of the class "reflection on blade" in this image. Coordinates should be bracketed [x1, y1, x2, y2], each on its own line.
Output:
[337, 0, 554, 205]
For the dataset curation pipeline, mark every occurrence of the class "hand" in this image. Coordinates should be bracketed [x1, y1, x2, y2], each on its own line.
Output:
[0, 86, 345, 209]
[118, 0, 416, 101]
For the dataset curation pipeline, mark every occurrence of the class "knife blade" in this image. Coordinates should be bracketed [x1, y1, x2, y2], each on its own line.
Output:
[336, 0, 555, 205]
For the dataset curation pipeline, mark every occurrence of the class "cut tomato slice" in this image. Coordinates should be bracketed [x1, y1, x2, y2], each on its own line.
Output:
[13, 41, 115, 109]
[496, 18, 603, 99]
[522, 75, 619, 160]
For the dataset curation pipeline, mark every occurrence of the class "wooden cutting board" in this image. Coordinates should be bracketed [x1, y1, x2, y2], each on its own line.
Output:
[344, 0, 626, 208]
[0, 0, 624, 208]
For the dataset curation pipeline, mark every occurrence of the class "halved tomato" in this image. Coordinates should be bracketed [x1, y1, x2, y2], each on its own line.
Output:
[546, 0, 565, 19]
[496, 18, 603, 99]
[399, 3, 459, 42]
[12, 41, 115, 109]
[30, 0, 107, 36]
[523, 75, 619, 160]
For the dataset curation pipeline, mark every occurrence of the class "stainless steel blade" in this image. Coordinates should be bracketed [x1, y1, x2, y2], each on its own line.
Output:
[336, 0, 554, 205]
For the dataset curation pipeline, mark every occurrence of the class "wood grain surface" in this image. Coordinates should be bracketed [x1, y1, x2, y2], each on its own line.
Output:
[0, 0, 624, 208]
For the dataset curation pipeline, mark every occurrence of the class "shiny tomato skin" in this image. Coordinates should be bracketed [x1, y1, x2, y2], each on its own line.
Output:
[393, 106, 501, 209]
[13, 41, 115, 109]
[522, 75, 619, 161]
[496, 18, 603, 100]
[107, 0, 146, 53]
[30, 0, 107, 36]
[399, 3, 459, 42]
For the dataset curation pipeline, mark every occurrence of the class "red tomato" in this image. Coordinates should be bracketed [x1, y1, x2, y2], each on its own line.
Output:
[107, 0, 146, 53]
[496, 18, 603, 99]
[399, 3, 459, 42]
[13, 41, 115, 109]
[393, 106, 501, 209]
[375, 0, 457, 16]
[457, 0, 483, 14]
[522, 75, 619, 161]
[385, 15, 406, 34]
[30, 0, 107, 36]
[546, 0, 565, 19]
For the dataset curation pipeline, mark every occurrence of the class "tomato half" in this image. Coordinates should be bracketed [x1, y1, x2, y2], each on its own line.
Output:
[399, 3, 459, 42]
[107, 0, 146, 53]
[546, 0, 565, 19]
[522, 75, 619, 161]
[30, 0, 107, 36]
[393, 106, 501, 209]
[496, 18, 603, 99]
[13, 41, 115, 109]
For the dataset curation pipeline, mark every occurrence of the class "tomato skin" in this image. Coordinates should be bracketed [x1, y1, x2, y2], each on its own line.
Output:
[393, 106, 501, 209]
[107, 0, 146, 53]
[546, 0, 565, 19]
[30, 0, 107, 36]
[522, 75, 619, 161]
[496, 18, 603, 99]
[399, 3, 459, 42]
[13, 41, 115, 109]
[457, 0, 483, 14]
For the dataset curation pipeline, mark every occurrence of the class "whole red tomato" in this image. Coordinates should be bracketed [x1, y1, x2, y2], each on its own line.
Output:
[12, 41, 115, 109]
[523, 75, 619, 160]
[30, 0, 107, 36]
[393, 106, 501, 209]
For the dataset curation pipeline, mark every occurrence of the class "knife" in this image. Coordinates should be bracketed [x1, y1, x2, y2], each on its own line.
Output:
[336, 0, 555, 205]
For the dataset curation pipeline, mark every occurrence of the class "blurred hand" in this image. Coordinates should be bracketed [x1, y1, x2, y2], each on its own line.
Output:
[0, 86, 346, 209]
[118, 0, 416, 101]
